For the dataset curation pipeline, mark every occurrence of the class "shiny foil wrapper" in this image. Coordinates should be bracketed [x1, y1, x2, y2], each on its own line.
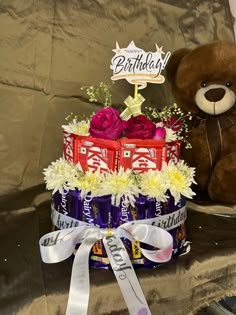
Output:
[52, 191, 187, 269]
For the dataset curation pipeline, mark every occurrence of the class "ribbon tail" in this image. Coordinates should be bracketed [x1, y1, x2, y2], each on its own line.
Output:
[66, 237, 98, 315]
[103, 235, 152, 315]
[123, 224, 173, 263]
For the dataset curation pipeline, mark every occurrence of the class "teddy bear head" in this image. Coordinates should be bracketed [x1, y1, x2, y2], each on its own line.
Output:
[166, 40, 236, 116]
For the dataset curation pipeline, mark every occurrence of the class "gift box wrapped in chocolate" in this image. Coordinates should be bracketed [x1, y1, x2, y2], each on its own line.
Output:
[42, 90, 195, 268]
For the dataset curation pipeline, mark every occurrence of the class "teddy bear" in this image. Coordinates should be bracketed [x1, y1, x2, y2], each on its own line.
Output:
[166, 40, 236, 204]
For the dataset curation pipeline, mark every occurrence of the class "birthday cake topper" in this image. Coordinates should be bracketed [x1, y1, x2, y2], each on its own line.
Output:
[110, 41, 171, 90]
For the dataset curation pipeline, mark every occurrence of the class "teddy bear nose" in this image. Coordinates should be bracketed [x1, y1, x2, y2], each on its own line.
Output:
[204, 88, 226, 102]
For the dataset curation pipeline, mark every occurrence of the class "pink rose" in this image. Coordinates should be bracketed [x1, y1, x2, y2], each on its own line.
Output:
[89, 107, 126, 140]
[153, 127, 166, 140]
[163, 117, 182, 132]
[124, 115, 156, 139]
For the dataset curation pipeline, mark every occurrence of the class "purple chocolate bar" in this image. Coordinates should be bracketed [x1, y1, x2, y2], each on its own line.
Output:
[53, 189, 81, 219]
[54, 191, 188, 269]
[93, 195, 111, 228]
[146, 197, 162, 218]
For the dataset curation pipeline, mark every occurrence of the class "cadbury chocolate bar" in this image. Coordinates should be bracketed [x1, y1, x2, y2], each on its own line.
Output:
[146, 197, 163, 218]
[66, 190, 81, 219]
[89, 196, 112, 267]
[134, 195, 147, 220]
[81, 194, 96, 225]
[93, 195, 111, 228]
[52, 189, 81, 219]
[111, 198, 134, 227]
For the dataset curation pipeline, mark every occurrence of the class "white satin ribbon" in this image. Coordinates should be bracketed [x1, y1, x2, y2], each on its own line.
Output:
[40, 208, 175, 315]
[52, 204, 187, 232]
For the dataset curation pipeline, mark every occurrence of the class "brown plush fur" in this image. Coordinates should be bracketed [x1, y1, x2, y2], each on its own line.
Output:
[166, 40, 236, 204]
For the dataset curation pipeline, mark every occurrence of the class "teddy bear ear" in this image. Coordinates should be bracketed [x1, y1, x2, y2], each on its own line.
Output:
[166, 48, 190, 84]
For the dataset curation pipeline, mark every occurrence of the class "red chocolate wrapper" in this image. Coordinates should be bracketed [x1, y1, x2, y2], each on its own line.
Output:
[63, 130, 86, 164]
[119, 139, 166, 173]
[165, 141, 181, 164]
[63, 133, 180, 172]
[78, 137, 120, 173]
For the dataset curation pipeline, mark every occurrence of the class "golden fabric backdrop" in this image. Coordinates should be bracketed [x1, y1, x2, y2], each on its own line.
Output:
[0, 1, 236, 315]
[0, 0, 234, 195]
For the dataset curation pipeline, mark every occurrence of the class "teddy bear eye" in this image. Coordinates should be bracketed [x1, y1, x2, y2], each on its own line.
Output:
[225, 81, 232, 87]
[201, 81, 207, 87]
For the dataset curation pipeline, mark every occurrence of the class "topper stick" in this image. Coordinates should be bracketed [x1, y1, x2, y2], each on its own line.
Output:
[134, 84, 138, 98]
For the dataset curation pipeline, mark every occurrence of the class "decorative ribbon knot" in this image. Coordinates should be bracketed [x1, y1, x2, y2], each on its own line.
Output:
[120, 94, 145, 120]
[39, 206, 187, 315]
[103, 227, 115, 238]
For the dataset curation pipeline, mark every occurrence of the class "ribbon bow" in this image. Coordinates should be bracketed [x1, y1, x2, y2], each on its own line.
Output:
[120, 94, 145, 120]
[39, 208, 173, 315]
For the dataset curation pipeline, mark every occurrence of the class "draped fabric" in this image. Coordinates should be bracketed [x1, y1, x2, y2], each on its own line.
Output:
[0, 0, 234, 196]
[0, 1, 236, 315]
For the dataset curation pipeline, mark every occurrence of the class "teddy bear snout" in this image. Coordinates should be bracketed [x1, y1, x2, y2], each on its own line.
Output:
[204, 88, 226, 102]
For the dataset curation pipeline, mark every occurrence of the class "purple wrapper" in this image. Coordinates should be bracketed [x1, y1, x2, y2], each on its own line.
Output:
[111, 197, 134, 228]
[53, 189, 81, 219]
[111, 205, 120, 228]
[93, 195, 111, 228]
[135, 195, 147, 220]
[66, 190, 81, 219]
[146, 197, 162, 218]
[81, 194, 97, 225]
[89, 196, 112, 268]
[119, 198, 134, 223]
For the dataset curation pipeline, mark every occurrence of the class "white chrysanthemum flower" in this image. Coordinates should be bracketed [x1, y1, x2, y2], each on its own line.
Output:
[43, 158, 78, 194]
[176, 160, 197, 185]
[73, 169, 104, 198]
[62, 119, 90, 136]
[138, 170, 168, 201]
[101, 168, 140, 206]
[162, 161, 196, 204]
[165, 127, 178, 142]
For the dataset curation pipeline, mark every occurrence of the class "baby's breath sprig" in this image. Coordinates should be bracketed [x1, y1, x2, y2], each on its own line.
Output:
[65, 112, 95, 124]
[144, 103, 193, 149]
[81, 82, 114, 108]
[145, 103, 191, 122]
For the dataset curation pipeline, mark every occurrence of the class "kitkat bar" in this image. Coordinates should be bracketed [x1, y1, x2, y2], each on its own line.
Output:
[119, 139, 167, 173]
[78, 137, 120, 173]
[63, 130, 86, 164]
[165, 141, 181, 164]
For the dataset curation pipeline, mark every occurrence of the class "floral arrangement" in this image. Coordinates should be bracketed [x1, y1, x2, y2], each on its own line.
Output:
[62, 82, 192, 148]
[43, 158, 196, 205]
[44, 82, 196, 206]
